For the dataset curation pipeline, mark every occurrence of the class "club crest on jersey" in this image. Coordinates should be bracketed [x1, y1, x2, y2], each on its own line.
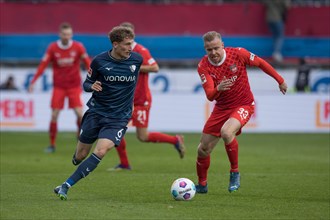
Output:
[229, 64, 238, 73]
[129, 65, 136, 73]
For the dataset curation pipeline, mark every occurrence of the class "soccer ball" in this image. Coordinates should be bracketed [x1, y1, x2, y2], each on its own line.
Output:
[170, 178, 196, 201]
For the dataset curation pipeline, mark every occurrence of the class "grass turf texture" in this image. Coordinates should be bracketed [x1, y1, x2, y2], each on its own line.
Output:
[0, 132, 329, 220]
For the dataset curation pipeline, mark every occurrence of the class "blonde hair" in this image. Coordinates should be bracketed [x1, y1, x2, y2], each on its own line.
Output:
[203, 31, 222, 42]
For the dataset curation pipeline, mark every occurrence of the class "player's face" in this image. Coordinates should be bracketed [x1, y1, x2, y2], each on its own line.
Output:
[59, 28, 73, 45]
[204, 38, 224, 64]
[113, 37, 134, 59]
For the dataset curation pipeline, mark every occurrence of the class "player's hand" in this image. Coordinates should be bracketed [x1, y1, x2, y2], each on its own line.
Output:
[28, 84, 34, 93]
[92, 81, 102, 92]
[217, 79, 233, 91]
[279, 82, 288, 95]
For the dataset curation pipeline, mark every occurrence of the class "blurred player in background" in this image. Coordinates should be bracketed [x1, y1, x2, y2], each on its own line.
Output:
[108, 22, 186, 171]
[294, 57, 311, 92]
[195, 31, 287, 193]
[54, 26, 142, 200]
[263, 0, 291, 63]
[28, 22, 90, 153]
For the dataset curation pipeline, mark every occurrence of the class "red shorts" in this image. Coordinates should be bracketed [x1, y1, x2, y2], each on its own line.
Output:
[131, 105, 150, 128]
[51, 87, 83, 109]
[203, 104, 255, 137]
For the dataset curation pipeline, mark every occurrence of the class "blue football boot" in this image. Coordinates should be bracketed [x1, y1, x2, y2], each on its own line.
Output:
[196, 183, 208, 194]
[54, 183, 69, 200]
[228, 172, 240, 193]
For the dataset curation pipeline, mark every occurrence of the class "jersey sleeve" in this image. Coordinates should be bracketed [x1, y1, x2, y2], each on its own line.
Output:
[83, 58, 99, 92]
[197, 63, 221, 101]
[237, 47, 284, 85]
[30, 44, 53, 84]
[78, 42, 91, 70]
[139, 47, 157, 66]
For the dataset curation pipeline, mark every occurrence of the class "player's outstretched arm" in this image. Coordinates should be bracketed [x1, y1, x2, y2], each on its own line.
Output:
[28, 47, 53, 93]
[249, 54, 287, 95]
[28, 60, 49, 93]
[238, 48, 286, 94]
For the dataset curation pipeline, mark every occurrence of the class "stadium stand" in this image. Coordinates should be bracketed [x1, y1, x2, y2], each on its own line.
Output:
[0, 0, 329, 67]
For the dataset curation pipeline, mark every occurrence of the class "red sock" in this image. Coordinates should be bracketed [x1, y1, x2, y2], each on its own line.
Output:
[225, 138, 239, 172]
[115, 138, 130, 167]
[49, 122, 57, 147]
[196, 155, 210, 186]
[147, 132, 177, 144]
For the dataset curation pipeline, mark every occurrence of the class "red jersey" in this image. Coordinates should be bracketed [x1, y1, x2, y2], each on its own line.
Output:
[198, 47, 284, 110]
[31, 40, 90, 89]
[132, 42, 157, 106]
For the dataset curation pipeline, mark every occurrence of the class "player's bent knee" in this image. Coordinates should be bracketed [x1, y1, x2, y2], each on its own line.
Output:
[220, 130, 234, 142]
[93, 148, 109, 158]
[94, 143, 114, 158]
[197, 147, 210, 157]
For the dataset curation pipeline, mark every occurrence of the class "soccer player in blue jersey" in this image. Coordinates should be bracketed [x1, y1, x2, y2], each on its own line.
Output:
[53, 26, 143, 200]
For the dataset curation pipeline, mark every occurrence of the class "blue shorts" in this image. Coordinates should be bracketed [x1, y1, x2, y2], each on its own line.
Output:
[79, 110, 129, 146]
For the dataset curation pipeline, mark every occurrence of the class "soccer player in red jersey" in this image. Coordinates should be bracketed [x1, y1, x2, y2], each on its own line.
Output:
[28, 22, 91, 153]
[108, 22, 186, 171]
[195, 31, 287, 193]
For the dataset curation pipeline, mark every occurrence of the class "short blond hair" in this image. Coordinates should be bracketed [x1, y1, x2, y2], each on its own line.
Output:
[203, 31, 222, 42]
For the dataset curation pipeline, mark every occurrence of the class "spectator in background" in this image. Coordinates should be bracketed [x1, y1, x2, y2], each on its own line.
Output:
[195, 31, 287, 194]
[263, 0, 291, 63]
[28, 22, 91, 153]
[295, 57, 311, 92]
[0, 75, 18, 91]
[108, 22, 186, 171]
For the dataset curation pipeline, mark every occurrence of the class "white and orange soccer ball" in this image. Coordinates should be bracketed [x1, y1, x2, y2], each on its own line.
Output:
[170, 178, 196, 201]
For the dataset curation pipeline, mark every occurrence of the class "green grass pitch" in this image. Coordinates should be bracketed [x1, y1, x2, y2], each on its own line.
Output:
[1, 132, 329, 219]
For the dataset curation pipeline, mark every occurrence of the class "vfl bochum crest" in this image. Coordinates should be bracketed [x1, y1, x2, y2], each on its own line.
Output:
[129, 65, 136, 73]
